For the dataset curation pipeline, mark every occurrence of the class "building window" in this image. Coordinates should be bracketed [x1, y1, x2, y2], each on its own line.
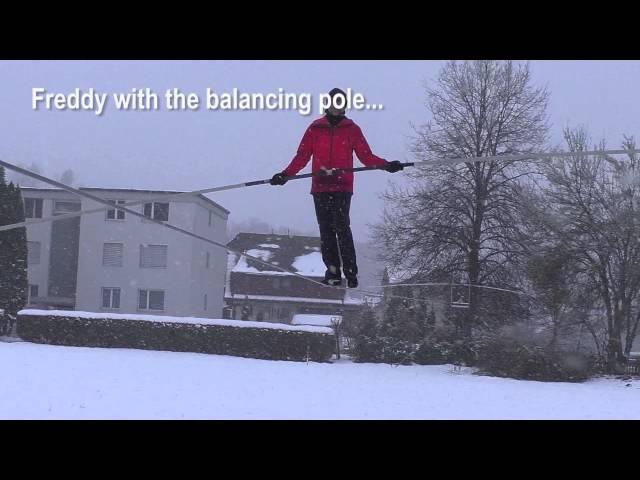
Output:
[27, 241, 41, 265]
[24, 198, 43, 219]
[204, 294, 208, 311]
[208, 211, 213, 227]
[106, 200, 126, 220]
[103, 243, 124, 267]
[102, 287, 121, 309]
[140, 244, 168, 268]
[272, 278, 291, 289]
[143, 202, 169, 221]
[53, 201, 81, 215]
[29, 284, 39, 301]
[256, 312, 264, 322]
[138, 289, 165, 311]
[206, 252, 210, 269]
[277, 307, 290, 320]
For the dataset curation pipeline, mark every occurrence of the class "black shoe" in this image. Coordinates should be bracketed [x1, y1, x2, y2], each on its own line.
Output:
[346, 276, 358, 288]
[322, 277, 343, 287]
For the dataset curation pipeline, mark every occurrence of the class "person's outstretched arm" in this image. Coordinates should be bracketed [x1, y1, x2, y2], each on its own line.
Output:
[271, 127, 314, 185]
[352, 125, 404, 173]
[283, 127, 314, 176]
[351, 125, 388, 168]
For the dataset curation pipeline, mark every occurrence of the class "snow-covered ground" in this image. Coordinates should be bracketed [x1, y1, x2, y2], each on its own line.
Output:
[1, 341, 639, 419]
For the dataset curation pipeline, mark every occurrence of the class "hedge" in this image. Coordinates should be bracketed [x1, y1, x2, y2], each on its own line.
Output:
[17, 311, 336, 362]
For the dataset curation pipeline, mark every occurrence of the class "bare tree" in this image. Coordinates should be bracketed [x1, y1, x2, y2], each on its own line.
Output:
[539, 127, 640, 372]
[374, 61, 549, 338]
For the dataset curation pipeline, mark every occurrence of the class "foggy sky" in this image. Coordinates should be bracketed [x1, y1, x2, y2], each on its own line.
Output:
[1, 60, 639, 243]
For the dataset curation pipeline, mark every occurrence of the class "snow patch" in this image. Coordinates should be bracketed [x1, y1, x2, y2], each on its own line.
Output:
[245, 249, 273, 261]
[292, 251, 325, 277]
[232, 248, 277, 274]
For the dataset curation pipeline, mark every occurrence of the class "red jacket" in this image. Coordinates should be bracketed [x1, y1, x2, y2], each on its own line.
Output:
[283, 116, 388, 193]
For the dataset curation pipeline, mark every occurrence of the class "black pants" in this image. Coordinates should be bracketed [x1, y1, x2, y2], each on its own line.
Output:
[312, 192, 357, 280]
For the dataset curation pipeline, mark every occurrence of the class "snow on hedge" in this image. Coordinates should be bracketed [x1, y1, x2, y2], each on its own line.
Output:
[18, 309, 333, 334]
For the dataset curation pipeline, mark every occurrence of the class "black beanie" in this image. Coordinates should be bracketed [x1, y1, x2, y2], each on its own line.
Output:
[328, 88, 347, 103]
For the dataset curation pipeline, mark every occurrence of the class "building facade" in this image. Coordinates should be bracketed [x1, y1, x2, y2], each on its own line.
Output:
[22, 187, 229, 318]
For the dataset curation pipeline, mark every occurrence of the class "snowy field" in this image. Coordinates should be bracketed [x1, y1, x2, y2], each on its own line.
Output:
[1, 341, 639, 420]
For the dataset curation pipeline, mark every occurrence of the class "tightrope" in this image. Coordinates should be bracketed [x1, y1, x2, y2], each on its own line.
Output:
[1, 148, 636, 307]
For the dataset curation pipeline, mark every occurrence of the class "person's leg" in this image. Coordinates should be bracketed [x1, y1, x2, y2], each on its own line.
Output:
[313, 193, 342, 282]
[333, 192, 358, 285]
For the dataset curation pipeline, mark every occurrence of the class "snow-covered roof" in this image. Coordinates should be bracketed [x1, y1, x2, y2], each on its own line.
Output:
[21, 186, 230, 215]
[291, 314, 342, 327]
[18, 309, 334, 334]
[228, 233, 325, 277]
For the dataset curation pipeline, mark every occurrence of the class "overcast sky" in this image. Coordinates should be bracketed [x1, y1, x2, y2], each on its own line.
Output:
[1, 60, 639, 241]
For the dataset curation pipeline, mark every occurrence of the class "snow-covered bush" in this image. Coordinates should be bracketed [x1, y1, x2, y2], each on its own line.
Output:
[379, 337, 415, 365]
[413, 338, 454, 365]
[475, 337, 595, 382]
[413, 329, 481, 366]
[350, 307, 383, 363]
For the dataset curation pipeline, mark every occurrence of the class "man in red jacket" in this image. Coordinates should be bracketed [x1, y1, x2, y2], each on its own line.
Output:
[271, 88, 403, 288]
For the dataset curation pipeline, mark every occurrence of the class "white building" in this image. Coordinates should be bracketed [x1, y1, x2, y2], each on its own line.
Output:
[22, 187, 229, 318]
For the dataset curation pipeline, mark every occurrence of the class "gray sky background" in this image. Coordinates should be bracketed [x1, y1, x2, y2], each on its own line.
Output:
[1, 60, 639, 242]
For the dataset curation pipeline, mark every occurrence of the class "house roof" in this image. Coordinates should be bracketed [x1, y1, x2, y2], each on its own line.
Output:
[79, 187, 230, 215]
[20, 186, 230, 215]
[227, 232, 325, 277]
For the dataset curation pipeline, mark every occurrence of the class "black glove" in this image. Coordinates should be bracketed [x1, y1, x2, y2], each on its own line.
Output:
[385, 161, 404, 173]
[270, 172, 288, 186]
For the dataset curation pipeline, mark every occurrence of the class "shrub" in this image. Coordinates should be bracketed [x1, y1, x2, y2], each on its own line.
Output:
[379, 337, 416, 365]
[351, 335, 383, 363]
[475, 337, 594, 382]
[17, 311, 336, 362]
[413, 338, 454, 365]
